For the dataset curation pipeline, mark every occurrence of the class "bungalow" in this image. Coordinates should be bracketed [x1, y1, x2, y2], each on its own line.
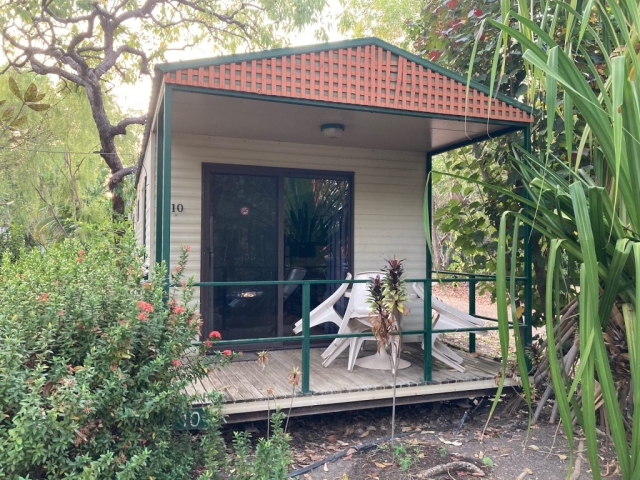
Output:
[134, 38, 533, 420]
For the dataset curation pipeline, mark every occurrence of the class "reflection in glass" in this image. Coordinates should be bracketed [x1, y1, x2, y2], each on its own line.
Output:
[210, 174, 278, 340]
[283, 177, 350, 335]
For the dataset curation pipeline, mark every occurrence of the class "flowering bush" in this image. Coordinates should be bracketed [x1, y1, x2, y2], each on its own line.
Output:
[0, 228, 226, 478]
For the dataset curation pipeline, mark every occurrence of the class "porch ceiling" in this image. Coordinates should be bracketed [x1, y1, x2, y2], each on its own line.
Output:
[172, 90, 513, 153]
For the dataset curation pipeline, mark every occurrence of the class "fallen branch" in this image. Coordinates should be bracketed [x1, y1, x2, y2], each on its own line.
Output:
[415, 461, 485, 478]
[568, 440, 584, 480]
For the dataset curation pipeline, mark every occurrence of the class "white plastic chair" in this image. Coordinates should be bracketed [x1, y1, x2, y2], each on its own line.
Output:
[412, 282, 488, 372]
[292, 273, 352, 334]
[321, 271, 382, 367]
[412, 283, 487, 329]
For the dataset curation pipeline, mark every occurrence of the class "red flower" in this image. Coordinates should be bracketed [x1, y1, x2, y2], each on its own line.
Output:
[474, 8, 483, 16]
[446, 0, 458, 9]
[37, 293, 49, 302]
[137, 312, 148, 321]
[184, 245, 191, 252]
[136, 301, 154, 312]
[78, 250, 85, 256]
[208, 330, 221, 340]
[172, 305, 185, 314]
[77, 257, 83, 263]
[172, 359, 181, 367]
[204, 340, 213, 349]
[429, 50, 442, 62]
[222, 350, 232, 356]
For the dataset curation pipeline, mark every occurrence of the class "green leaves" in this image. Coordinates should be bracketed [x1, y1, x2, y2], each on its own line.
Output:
[23, 83, 45, 103]
[470, 0, 640, 477]
[8, 77, 21, 100]
[1, 105, 16, 123]
[0, 78, 49, 139]
[0, 231, 222, 478]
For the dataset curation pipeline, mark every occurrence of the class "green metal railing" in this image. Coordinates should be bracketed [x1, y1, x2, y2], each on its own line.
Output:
[191, 273, 529, 394]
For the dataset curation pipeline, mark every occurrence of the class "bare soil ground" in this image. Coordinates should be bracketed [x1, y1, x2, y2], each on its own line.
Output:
[280, 285, 618, 479]
[280, 396, 621, 479]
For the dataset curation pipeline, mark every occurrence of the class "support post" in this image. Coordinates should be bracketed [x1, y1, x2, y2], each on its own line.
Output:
[468, 274, 476, 353]
[162, 86, 173, 293]
[301, 281, 311, 394]
[523, 126, 533, 371]
[155, 99, 164, 266]
[424, 153, 433, 382]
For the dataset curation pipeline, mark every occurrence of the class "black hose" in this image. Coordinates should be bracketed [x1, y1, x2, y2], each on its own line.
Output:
[288, 431, 415, 478]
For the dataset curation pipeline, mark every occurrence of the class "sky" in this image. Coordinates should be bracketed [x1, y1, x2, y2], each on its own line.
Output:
[117, 2, 346, 114]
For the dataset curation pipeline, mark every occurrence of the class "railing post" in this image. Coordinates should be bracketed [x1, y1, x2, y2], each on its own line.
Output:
[301, 281, 311, 394]
[468, 274, 476, 353]
[423, 279, 432, 382]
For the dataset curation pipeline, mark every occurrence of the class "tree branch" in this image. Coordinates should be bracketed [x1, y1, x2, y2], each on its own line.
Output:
[108, 166, 137, 189]
[95, 45, 150, 78]
[111, 115, 147, 136]
[34, 177, 69, 239]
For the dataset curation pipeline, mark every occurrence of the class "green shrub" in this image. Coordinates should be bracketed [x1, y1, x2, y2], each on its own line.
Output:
[0, 223, 27, 264]
[197, 410, 293, 480]
[0, 228, 224, 479]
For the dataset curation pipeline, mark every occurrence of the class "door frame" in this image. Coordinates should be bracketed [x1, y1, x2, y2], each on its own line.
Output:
[200, 162, 355, 344]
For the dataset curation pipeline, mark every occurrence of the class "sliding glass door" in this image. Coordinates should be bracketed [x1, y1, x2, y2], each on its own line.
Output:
[201, 164, 352, 346]
[282, 177, 350, 336]
[204, 173, 279, 341]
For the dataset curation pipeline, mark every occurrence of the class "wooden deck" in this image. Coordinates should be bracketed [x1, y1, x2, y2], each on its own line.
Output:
[189, 344, 515, 422]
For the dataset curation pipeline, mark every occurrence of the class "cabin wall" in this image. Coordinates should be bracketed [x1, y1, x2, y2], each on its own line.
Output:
[134, 131, 155, 265]
[169, 133, 428, 330]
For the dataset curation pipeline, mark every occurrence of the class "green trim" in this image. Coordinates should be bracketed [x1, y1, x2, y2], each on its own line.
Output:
[156, 37, 533, 116]
[189, 276, 525, 287]
[427, 126, 525, 156]
[424, 153, 433, 382]
[155, 98, 164, 265]
[301, 283, 311, 394]
[203, 325, 506, 347]
[161, 86, 173, 277]
[170, 84, 529, 129]
[469, 275, 476, 353]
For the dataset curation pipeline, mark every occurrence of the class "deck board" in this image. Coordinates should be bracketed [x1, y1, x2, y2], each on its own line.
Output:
[194, 343, 517, 420]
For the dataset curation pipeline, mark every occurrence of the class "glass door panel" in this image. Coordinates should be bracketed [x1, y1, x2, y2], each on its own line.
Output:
[208, 173, 279, 341]
[283, 177, 351, 336]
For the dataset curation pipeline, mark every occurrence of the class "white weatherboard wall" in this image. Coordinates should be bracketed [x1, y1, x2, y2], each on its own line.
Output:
[134, 131, 155, 263]
[168, 133, 428, 330]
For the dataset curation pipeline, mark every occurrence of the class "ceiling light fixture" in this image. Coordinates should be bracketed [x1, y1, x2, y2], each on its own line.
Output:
[320, 123, 345, 138]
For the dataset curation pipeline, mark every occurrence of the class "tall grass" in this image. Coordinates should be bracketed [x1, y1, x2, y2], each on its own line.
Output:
[470, 1, 640, 478]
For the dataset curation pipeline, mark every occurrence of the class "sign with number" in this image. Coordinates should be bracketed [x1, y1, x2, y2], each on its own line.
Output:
[175, 407, 207, 431]
[172, 203, 184, 213]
